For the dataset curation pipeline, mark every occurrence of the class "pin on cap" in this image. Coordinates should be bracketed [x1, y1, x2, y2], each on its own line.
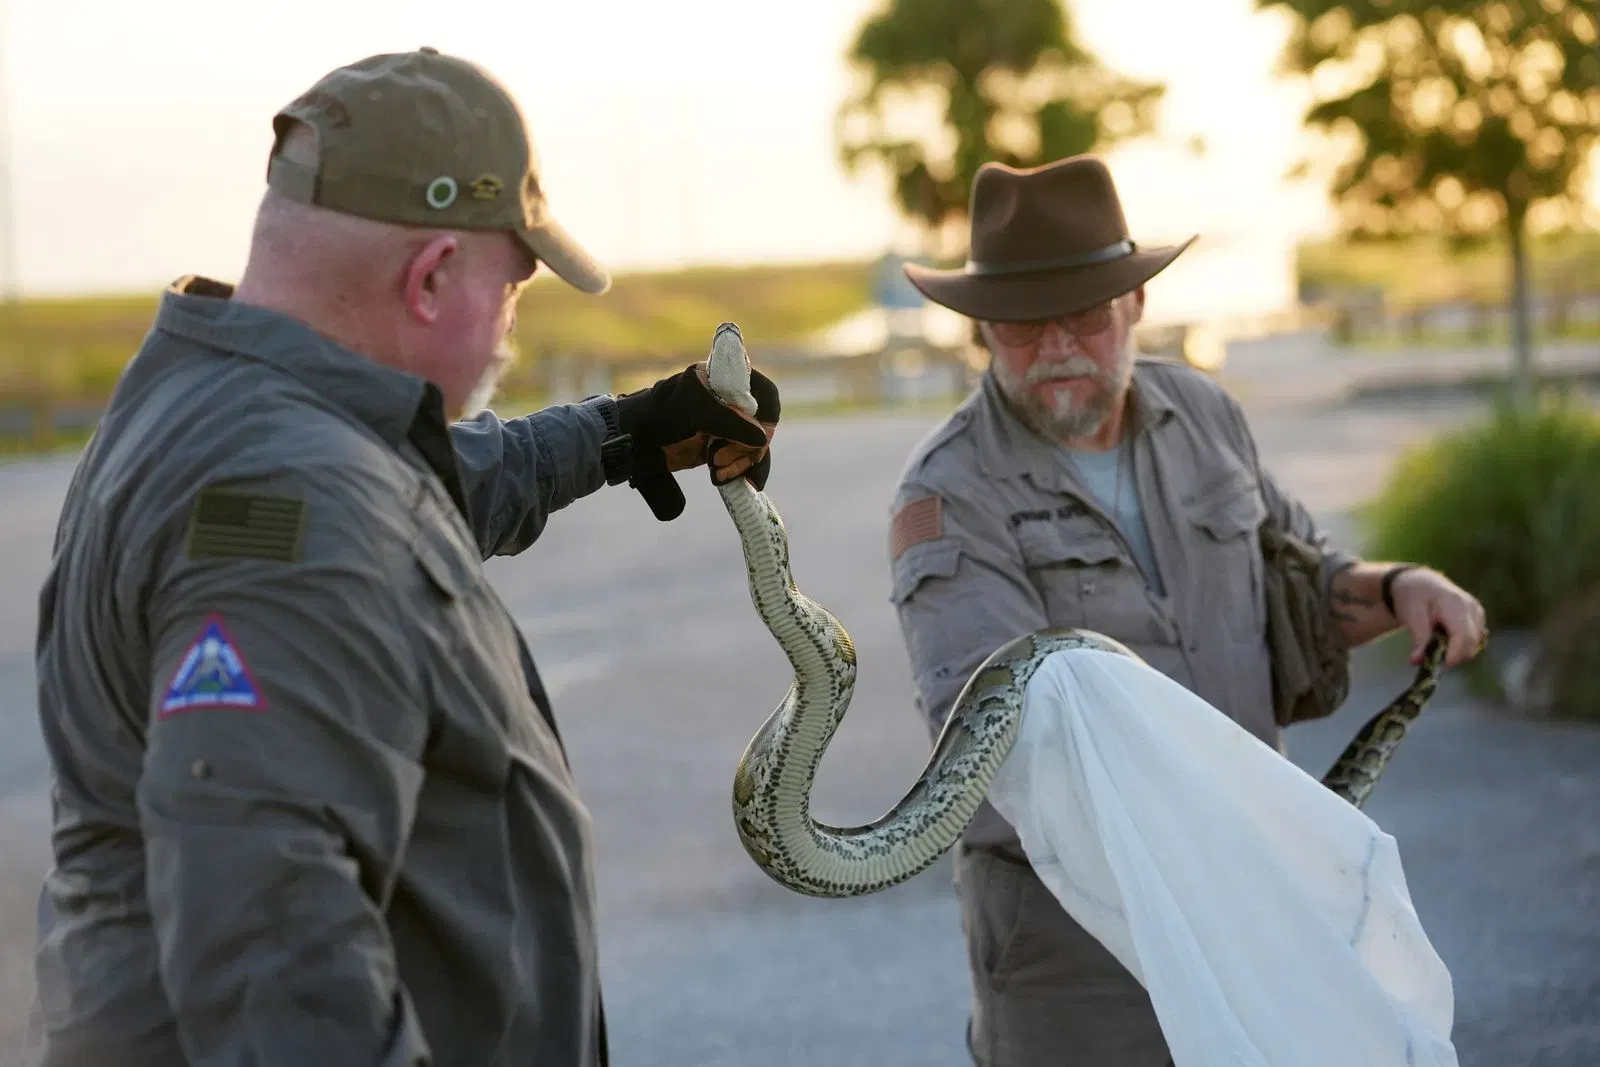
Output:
[264, 47, 610, 294]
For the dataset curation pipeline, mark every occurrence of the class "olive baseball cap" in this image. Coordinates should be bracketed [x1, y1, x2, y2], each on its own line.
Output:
[266, 46, 610, 294]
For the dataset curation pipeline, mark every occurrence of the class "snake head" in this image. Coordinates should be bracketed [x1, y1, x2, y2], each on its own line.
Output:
[706, 321, 759, 417]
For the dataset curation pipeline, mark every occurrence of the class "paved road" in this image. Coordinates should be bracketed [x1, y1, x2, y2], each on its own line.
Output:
[0, 337, 1596, 1066]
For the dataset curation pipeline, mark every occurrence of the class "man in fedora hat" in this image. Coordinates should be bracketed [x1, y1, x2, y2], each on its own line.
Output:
[28, 47, 778, 1067]
[886, 154, 1485, 1066]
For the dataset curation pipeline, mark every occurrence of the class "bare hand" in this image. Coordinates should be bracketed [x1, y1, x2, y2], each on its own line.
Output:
[1390, 567, 1488, 668]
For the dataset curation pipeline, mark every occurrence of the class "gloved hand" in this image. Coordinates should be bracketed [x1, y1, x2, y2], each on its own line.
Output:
[616, 362, 781, 519]
[704, 366, 780, 491]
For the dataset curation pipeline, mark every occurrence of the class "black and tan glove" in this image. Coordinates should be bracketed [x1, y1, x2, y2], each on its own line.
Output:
[615, 362, 781, 519]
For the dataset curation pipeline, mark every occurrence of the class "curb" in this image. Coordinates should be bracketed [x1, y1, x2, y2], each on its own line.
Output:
[1334, 342, 1600, 404]
[1345, 366, 1600, 404]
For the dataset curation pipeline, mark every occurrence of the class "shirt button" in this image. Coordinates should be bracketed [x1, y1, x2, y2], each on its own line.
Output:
[1083, 581, 1096, 594]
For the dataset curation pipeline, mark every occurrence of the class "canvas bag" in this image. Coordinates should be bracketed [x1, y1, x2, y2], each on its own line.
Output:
[1260, 517, 1352, 726]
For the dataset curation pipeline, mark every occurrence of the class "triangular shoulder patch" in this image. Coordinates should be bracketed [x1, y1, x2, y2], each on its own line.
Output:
[158, 615, 267, 717]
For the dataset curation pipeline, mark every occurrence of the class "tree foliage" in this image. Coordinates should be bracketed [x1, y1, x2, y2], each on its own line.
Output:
[836, 0, 1166, 258]
[1259, 0, 1600, 404]
[1260, 0, 1600, 242]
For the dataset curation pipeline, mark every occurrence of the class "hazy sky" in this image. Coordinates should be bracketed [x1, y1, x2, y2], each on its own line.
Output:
[2, 0, 1350, 321]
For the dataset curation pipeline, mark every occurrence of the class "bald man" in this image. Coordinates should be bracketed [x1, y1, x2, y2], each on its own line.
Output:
[27, 48, 779, 1067]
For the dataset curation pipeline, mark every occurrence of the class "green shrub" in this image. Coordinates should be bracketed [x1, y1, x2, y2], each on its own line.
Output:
[1360, 395, 1600, 632]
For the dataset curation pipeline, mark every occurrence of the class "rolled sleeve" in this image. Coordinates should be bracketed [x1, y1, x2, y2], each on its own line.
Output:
[888, 482, 1047, 737]
[136, 475, 433, 1067]
[449, 398, 610, 558]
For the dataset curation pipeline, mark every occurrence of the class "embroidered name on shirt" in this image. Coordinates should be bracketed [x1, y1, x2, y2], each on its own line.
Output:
[186, 488, 307, 563]
[1009, 501, 1089, 527]
[158, 615, 267, 716]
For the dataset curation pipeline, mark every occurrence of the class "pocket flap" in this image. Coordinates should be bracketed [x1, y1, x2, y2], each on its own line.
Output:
[411, 524, 475, 602]
[1015, 520, 1122, 568]
[1187, 472, 1266, 540]
[889, 537, 963, 604]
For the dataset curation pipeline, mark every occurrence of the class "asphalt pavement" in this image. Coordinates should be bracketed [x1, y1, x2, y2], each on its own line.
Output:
[0, 336, 1595, 1067]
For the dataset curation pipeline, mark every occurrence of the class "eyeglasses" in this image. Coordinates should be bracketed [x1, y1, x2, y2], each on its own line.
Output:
[986, 302, 1115, 347]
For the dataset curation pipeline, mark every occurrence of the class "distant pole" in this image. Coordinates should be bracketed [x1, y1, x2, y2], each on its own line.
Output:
[0, 0, 18, 303]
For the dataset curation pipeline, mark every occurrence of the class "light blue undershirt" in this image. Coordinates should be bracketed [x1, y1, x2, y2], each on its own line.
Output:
[1064, 441, 1166, 597]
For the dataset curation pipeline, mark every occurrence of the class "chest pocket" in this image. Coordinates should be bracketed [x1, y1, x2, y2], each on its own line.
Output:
[1183, 468, 1268, 642]
[1015, 515, 1161, 640]
[408, 491, 520, 794]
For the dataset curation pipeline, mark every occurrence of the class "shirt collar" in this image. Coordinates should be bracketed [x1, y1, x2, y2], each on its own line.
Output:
[971, 359, 1180, 484]
[152, 274, 434, 448]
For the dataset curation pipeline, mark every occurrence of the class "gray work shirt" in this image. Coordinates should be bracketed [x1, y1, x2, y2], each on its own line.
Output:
[30, 276, 616, 1067]
[888, 362, 1354, 857]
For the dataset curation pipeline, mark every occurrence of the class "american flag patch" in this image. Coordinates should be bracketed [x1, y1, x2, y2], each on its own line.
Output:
[186, 488, 307, 563]
[890, 495, 943, 560]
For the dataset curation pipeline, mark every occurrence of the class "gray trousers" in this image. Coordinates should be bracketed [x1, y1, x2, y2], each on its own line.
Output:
[954, 845, 1173, 1066]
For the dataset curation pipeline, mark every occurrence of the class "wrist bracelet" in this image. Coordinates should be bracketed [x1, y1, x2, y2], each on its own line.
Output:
[1380, 564, 1419, 617]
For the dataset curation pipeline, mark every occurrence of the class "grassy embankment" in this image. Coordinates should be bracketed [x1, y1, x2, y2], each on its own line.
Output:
[0, 260, 881, 455]
[1296, 230, 1600, 352]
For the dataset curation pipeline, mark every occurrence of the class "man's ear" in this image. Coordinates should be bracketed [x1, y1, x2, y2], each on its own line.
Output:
[402, 233, 460, 325]
[1128, 286, 1146, 325]
[971, 318, 992, 352]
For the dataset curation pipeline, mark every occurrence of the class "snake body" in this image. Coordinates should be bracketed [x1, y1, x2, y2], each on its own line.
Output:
[703, 322, 1448, 899]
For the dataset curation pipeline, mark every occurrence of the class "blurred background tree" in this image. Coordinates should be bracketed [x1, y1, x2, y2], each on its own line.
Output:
[835, 0, 1170, 262]
[1259, 0, 1600, 409]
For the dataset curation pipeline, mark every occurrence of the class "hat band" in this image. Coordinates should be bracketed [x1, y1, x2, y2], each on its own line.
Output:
[963, 239, 1136, 277]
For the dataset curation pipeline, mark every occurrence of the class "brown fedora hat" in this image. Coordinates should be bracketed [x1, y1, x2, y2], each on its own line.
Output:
[904, 155, 1196, 323]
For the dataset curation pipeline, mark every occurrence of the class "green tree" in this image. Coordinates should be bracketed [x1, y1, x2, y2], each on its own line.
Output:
[1258, 0, 1600, 407]
[835, 0, 1168, 261]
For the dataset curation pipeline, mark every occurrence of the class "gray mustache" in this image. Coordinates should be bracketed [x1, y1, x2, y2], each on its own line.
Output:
[1023, 357, 1102, 385]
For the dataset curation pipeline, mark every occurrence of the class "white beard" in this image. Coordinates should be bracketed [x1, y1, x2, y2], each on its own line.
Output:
[462, 337, 519, 416]
[991, 332, 1136, 442]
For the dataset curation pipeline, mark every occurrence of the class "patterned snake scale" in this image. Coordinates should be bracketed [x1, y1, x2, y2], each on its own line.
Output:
[702, 322, 1450, 899]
